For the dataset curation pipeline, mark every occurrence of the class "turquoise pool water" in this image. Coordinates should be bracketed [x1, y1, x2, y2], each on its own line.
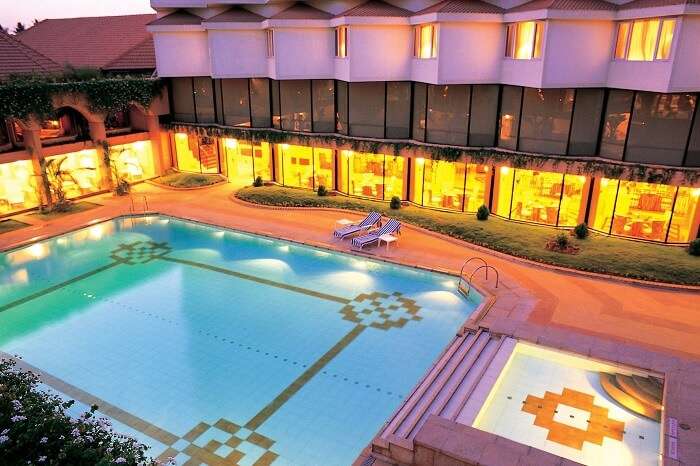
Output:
[0, 216, 480, 465]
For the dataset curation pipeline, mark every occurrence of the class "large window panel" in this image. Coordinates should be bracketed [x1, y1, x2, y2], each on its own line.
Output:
[469, 85, 499, 147]
[519, 88, 574, 155]
[386, 82, 411, 139]
[271, 80, 281, 129]
[668, 187, 700, 242]
[174, 133, 220, 174]
[250, 78, 271, 128]
[349, 82, 385, 138]
[221, 79, 250, 127]
[628, 19, 660, 61]
[599, 89, 633, 160]
[279, 144, 314, 188]
[280, 80, 312, 132]
[465, 164, 490, 212]
[336, 80, 348, 135]
[559, 175, 587, 227]
[510, 170, 564, 225]
[687, 108, 700, 167]
[347, 152, 385, 199]
[427, 84, 470, 146]
[45, 150, 102, 199]
[611, 180, 676, 241]
[569, 89, 605, 156]
[412, 82, 427, 142]
[498, 86, 522, 150]
[626, 92, 696, 166]
[110, 141, 156, 183]
[592, 178, 620, 233]
[495, 166, 514, 217]
[224, 139, 272, 185]
[172, 78, 195, 123]
[312, 80, 335, 133]
[314, 147, 335, 190]
[193, 77, 216, 124]
[384, 156, 405, 200]
[0, 160, 39, 214]
[420, 160, 466, 211]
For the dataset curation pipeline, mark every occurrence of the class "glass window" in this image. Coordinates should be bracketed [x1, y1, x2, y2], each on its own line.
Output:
[626, 92, 696, 166]
[280, 80, 312, 132]
[611, 180, 676, 241]
[495, 166, 514, 217]
[221, 79, 250, 127]
[687, 107, 700, 167]
[224, 139, 272, 185]
[628, 19, 660, 61]
[384, 155, 405, 200]
[174, 133, 219, 174]
[498, 85, 522, 150]
[505, 22, 543, 60]
[314, 148, 335, 190]
[312, 80, 335, 133]
[109, 141, 156, 183]
[335, 26, 347, 58]
[266, 29, 274, 57]
[569, 89, 605, 156]
[412, 82, 427, 142]
[279, 144, 314, 189]
[519, 88, 574, 154]
[336, 80, 348, 135]
[510, 169, 564, 225]
[341, 152, 405, 200]
[559, 174, 587, 227]
[45, 150, 102, 199]
[427, 84, 470, 146]
[253, 141, 272, 181]
[386, 82, 411, 139]
[469, 85, 499, 147]
[615, 18, 675, 61]
[271, 80, 281, 129]
[414, 24, 437, 59]
[614, 22, 630, 59]
[668, 187, 700, 242]
[420, 160, 466, 210]
[172, 78, 195, 123]
[198, 136, 220, 174]
[0, 160, 39, 214]
[250, 78, 271, 127]
[411, 158, 425, 205]
[656, 19, 676, 60]
[193, 77, 216, 124]
[591, 177, 620, 232]
[599, 89, 633, 160]
[465, 164, 490, 212]
[349, 82, 385, 138]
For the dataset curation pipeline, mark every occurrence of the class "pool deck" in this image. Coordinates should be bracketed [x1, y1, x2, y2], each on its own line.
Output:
[1, 182, 699, 466]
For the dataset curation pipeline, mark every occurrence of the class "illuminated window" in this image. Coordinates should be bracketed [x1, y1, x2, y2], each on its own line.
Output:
[173, 133, 220, 174]
[45, 150, 102, 199]
[614, 18, 675, 61]
[223, 139, 272, 186]
[505, 22, 544, 60]
[592, 178, 620, 232]
[110, 141, 156, 183]
[335, 26, 347, 58]
[414, 24, 437, 59]
[314, 148, 335, 190]
[669, 187, 700, 243]
[266, 29, 274, 58]
[610, 181, 676, 241]
[412, 160, 489, 212]
[0, 160, 39, 214]
[278, 144, 314, 189]
[340, 152, 405, 200]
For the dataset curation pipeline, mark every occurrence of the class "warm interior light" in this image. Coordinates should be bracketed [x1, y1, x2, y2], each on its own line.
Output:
[692, 188, 700, 198]
[416, 157, 425, 166]
[225, 138, 238, 149]
[176, 133, 188, 141]
[500, 166, 510, 175]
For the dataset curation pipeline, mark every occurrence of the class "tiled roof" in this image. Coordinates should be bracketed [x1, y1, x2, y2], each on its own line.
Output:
[0, 30, 61, 80]
[508, 0, 617, 12]
[618, 0, 697, 9]
[147, 10, 203, 27]
[337, 0, 412, 17]
[204, 7, 265, 23]
[17, 14, 156, 71]
[414, 0, 504, 15]
[103, 37, 155, 72]
[271, 3, 333, 20]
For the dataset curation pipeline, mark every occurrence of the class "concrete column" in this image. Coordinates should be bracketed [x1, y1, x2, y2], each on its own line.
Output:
[144, 114, 168, 174]
[88, 120, 113, 191]
[23, 128, 50, 207]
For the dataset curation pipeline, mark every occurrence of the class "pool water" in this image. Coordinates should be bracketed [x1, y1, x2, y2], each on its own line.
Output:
[473, 342, 661, 466]
[0, 216, 480, 465]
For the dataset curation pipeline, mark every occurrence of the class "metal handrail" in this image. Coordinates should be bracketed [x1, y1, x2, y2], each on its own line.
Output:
[457, 257, 488, 290]
[463, 265, 499, 296]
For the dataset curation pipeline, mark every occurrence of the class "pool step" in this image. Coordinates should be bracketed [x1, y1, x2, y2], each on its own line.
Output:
[600, 372, 662, 421]
[372, 329, 516, 463]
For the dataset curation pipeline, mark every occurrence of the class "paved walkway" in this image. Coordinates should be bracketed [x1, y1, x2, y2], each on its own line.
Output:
[2, 182, 699, 360]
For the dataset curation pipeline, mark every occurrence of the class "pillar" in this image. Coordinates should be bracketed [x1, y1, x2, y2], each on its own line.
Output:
[88, 120, 113, 191]
[23, 127, 50, 207]
[145, 113, 168, 175]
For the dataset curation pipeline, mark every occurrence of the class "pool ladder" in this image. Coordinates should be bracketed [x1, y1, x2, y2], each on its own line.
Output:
[457, 257, 499, 296]
[129, 194, 150, 214]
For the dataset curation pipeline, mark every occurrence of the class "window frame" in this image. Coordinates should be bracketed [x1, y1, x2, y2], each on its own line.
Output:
[413, 24, 437, 59]
[335, 26, 348, 58]
[266, 29, 275, 58]
[612, 17, 677, 62]
[504, 21, 544, 60]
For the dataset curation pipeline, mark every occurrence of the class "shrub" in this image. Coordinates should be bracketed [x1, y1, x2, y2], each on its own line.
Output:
[317, 185, 328, 197]
[115, 179, 131, 196]
[476, 205, 490, 221]
[390, 196, 401, 210]
[689, 238, 700, 256]
[555, 233, 571, 249]
[253, 176, 263, 187]
[573, 223, 589, 239]
[0, 358, 160, 465]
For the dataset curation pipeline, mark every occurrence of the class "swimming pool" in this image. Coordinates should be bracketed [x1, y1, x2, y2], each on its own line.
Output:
[0, 215, 480, 465]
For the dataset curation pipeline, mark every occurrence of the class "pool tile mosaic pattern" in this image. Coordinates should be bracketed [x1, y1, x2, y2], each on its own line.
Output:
[0, 216, 480, 465]
[473, 342, 661, 466]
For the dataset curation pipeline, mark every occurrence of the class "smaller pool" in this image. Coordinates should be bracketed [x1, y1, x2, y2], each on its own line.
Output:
[473, 342, 662, 466]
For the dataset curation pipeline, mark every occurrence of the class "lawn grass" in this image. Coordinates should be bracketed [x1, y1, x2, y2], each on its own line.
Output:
[31, 201, 101, 220]
[0, 219, 30, 234]
[237, 186, 700, 285]
[152, 170, 225, 189]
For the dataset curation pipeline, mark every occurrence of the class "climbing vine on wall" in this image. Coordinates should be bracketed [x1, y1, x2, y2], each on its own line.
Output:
[163, 122, 700, 185]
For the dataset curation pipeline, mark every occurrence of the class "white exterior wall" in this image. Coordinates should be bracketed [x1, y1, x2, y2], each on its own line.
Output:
[669, 16, 700, 92]
[153, 31, 211, 77]
[209, 30, 268, 78]
[271, 28, 335, 79]
[346, 25, 412, 81]
[500, 57, 544, 88]
[437, 22, 503, 84]
[541, 19, 613, 88]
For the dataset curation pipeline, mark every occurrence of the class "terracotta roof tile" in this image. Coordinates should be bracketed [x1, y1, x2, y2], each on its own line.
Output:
[337, 0, 412, 17]
[204, 7, 265, 23]
[414, 0, 503, 15]
[103, 37, 155, 72]
[508, 0, 616, 12]
[618, 0, 697, 9]
[147, 10, 203, 27]
[17, 14, 155, 71]
[271, 3, 333, 20]
[0, 30, 61, 80]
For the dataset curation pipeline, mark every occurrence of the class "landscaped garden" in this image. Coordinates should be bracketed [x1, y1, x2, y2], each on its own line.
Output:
[151, 170, 225, 189]
[237, 186, 700, 286]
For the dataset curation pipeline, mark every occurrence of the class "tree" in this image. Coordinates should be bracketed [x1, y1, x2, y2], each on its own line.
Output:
[14, 22, 26, 34]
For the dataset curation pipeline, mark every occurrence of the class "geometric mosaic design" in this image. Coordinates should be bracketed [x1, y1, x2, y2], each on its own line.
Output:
[156, 418, 278, 466]
[338, 291, 422, 330]
[522, 387, 625, 450]
[110, 241, 172, 265]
